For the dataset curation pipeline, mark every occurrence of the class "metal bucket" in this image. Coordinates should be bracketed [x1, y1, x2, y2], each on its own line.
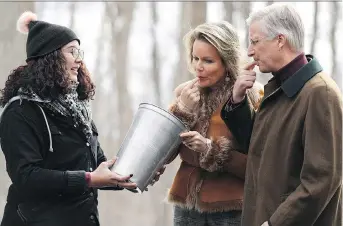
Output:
[111, 103, 186, 193]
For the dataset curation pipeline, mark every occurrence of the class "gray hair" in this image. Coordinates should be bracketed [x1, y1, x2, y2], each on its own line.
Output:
[246, 3, 304, 51]
[183, 21, 241, 80]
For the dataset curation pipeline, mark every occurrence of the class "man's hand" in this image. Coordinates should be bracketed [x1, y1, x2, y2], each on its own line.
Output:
[232, 61, 257, 103]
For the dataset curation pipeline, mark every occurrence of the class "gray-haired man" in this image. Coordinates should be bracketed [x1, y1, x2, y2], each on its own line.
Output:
[221, 3, 342, 226]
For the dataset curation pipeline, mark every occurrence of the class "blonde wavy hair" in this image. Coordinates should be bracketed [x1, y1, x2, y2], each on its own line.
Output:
[183, 21, 241, 82]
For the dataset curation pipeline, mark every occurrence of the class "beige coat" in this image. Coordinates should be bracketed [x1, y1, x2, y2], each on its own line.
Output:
[221, 55, 342, 226]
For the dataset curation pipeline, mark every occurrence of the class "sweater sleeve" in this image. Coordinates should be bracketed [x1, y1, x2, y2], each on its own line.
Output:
[0, 106, 87, 196]
[220, 95, 255, 153]
[220, 82, 263, 153]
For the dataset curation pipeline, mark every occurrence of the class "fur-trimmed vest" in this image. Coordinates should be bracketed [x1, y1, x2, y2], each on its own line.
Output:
[167, 78, 263, 213]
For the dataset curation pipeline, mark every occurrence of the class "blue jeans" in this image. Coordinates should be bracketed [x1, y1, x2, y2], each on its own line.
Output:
[173, 206, 241, 226]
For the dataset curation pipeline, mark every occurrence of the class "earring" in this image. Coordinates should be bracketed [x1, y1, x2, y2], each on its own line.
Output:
[225, 71, 230, 82]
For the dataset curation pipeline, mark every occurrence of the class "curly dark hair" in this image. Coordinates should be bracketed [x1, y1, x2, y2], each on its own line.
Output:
[0, 49, 95, 107]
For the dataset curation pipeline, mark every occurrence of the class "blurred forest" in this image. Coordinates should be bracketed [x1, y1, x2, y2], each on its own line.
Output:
[0, 2, 341, 226]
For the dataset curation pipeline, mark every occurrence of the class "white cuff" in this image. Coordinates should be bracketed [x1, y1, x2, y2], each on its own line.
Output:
[261, 221, 269, 226]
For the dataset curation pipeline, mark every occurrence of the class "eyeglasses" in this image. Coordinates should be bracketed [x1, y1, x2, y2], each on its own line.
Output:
[71, 48, 84, 60]
[249, 36, 275, 46]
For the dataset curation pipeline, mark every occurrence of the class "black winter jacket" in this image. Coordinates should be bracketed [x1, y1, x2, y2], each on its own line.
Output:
[0, 98, 116, 226]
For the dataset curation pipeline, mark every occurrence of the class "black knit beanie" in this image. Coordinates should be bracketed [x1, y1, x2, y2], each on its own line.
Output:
[17, 11, 80, 62]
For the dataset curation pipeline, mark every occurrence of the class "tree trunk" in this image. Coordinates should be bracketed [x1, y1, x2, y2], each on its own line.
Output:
[0, 3, 34, 87]
[158, 3, 207, 225]
[190, 2, 207, 30]
[92, 3, 109, 127]
[330, 2, 341, 90]
[223, 1, 234, 25]
[108, 2, 135, 147]
[174, 2, 207, 88]
[242, 2, 251, 48]
[69, 2, 77, 31]
[98, 3, 135, 226]
[151, 2, 162, 107]
[174, 2, 191, 88]
[310, 2, 319, 54]
[0, 0, 34, 215]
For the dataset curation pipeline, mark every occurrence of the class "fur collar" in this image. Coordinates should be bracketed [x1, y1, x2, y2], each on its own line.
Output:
[196, 76, 233, 136]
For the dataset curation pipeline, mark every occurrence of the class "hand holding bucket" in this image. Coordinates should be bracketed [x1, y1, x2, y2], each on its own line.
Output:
[111, 103, 186, 193]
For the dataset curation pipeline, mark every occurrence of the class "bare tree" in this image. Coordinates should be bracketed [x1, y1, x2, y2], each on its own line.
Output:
[191, 2, 207, 29]
[97, 4, 137, 225]
[162, 4, 208, 224]
[92, 3, 109, 126]
[330, 2, 341, 90]
[174, 2, 191, 89]
[310, 2, 319, 54]
[224, 1, 234, 25]
[148, 4, 171, 224]
[242, 2, 251, 48]
[174, 2, 207, 88]
[149, 3, 207, 225]
[0, 3, 34, 87]
[107, 2, 135, 147]
[0, 0, 34, 216]
[151, 2, 162, 107]
[69, 2, 77, 30]
[35, 2, 46, 15]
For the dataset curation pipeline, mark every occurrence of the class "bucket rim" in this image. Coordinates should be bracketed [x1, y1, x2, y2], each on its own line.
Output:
[138, 102, 187, 130]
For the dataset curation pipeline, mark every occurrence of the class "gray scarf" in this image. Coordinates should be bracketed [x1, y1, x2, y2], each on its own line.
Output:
[17, 83, 93, 140]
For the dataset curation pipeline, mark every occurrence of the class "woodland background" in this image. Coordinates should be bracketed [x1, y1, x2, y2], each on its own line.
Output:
[0, 2, 341, 225]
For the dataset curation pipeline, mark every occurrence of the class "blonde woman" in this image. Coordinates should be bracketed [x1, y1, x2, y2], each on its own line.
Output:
[166, 21, 263, 226]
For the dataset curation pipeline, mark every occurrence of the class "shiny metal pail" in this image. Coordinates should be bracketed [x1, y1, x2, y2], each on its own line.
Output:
[111, 103, 186, 193]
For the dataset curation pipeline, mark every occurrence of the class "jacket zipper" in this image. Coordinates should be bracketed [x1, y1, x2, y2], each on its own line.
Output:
[17, 205, 28, 224]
